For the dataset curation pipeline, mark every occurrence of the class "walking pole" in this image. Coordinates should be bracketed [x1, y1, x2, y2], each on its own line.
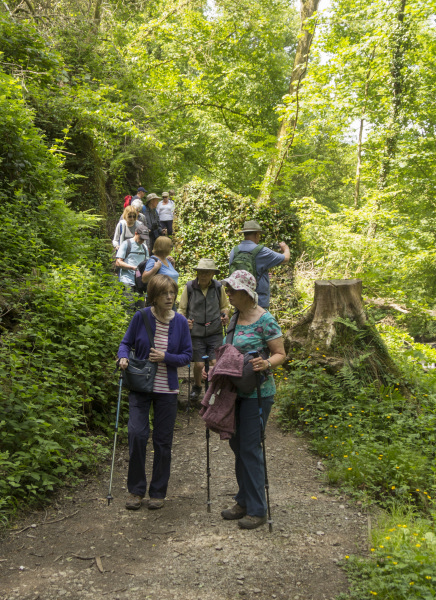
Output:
[248, 350, 273, 532]
[186, 361, 191, 425]
[202, 354, 211, 513]
[107, 370, 123, 506]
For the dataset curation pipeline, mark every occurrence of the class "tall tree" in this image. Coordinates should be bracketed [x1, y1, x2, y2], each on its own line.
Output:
[257, 0, 320, 206]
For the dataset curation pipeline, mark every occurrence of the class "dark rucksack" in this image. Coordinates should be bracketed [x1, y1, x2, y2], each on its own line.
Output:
[134, 254, 158, 294]
[229, 244, 264, 280]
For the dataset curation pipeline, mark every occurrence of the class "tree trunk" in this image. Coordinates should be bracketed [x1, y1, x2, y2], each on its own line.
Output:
[289, 279, 366, 351]
[256, 0, 320, 206]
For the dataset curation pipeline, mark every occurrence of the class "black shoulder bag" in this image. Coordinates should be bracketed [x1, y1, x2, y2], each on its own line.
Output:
[122, 309, 158, 393]
[225, 311, 269, 395]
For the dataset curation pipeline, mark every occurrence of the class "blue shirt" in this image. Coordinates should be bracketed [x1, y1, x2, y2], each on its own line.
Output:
[229, 241, 285, 308]
[116, 239, 149, 286]
[146, 256, 179, 284]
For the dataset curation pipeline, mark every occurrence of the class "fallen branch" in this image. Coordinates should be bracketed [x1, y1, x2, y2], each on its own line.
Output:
[12, 510, 79, 535]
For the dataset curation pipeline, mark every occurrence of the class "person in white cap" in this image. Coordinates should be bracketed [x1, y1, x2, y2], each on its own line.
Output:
[157, 192, 175, 235]
[229, 220, 290, 309]
[178, 258, 230, 403]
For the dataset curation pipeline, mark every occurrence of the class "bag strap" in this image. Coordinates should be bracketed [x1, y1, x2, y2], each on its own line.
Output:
[140, 308, 155, 348]
[225, 310, 239, 345]
[125, 239, 132, 260]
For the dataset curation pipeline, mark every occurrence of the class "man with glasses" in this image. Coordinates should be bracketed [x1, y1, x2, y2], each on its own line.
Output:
[116, 224, 150, 310]
[178, 258, 230, 404]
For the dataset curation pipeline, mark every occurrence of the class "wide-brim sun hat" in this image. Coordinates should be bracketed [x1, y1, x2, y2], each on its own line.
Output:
[146, 193, 159, 204]
[195, 258, 219, 271]
[222, 270, 258, 305]
[239, 219, 264, 234]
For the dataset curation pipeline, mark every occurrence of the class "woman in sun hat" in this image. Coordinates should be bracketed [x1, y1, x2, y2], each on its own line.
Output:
[218, 270, 286, 529]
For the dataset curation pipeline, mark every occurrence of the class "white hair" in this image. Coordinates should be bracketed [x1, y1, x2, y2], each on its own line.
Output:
[131, 198, 143, 211]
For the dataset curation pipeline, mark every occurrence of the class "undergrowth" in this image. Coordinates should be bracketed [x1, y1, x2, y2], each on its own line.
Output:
[275, 322, 436, 599]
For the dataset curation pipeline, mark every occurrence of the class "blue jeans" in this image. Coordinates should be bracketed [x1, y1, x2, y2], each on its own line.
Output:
[229, 395, 274, 517]
[127, 391, 178, 498]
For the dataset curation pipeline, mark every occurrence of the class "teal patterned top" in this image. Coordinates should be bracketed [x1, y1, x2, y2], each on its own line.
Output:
[225, 311, 282, 399]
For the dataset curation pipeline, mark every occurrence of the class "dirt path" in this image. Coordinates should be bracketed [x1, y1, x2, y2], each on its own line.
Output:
[0, 371, 369, 600]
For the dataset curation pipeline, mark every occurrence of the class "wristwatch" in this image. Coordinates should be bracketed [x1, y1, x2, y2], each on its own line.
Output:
[266, 359, 272, 369]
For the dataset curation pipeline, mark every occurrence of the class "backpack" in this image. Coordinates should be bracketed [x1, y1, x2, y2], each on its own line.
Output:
[186, 279, 222, 318]
[123, 195, 133, 208]
[229, 244, 264, 280]
[134, 254, 158, 294]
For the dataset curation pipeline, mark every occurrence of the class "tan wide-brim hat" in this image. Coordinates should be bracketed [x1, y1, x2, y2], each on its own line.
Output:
[195, 258, 219, 271]
[145, 193, 159, 204]
[239, 219, 264, 234]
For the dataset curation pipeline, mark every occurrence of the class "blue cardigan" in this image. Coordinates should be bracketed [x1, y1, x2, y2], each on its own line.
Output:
[118, 308, 192, 390]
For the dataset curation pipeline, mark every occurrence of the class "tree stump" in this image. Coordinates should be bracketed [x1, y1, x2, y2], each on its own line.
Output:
[286, 279, 401, 383]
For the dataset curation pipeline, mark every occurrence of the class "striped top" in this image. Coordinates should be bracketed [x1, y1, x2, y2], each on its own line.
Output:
[153, 318, 179, 394]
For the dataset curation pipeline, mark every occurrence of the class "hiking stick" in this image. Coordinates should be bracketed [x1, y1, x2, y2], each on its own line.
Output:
[186, 361, 191, 425]
[203, 354, 211, 513]
[107, 371, 123, 506]
[248, 350, 273, 532]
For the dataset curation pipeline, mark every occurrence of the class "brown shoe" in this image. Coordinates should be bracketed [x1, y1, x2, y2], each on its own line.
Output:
[148, 498, 164, 510]
[125, 493, 142, 510]
[238, 515, 267, 530]
[221, 503, 247, 520]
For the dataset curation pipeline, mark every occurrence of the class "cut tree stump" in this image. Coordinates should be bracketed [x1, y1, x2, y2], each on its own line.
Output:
[289, 279, 366, 350]
[286, 279, 402, 384]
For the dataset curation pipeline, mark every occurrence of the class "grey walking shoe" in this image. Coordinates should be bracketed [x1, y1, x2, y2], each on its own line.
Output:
[125, 493, 142, 510]
[238, 515, 267, 529]
[190, 385, 202, 401]
[221, 503, 247, 520]
[148, 498, 164, 510]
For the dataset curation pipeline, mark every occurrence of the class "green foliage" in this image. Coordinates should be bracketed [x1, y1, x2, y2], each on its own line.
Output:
[175, 178, 299, 275]
[275, 325, 436, 509]
[340, 511, 436, 599]
[0, 263, 129, 516]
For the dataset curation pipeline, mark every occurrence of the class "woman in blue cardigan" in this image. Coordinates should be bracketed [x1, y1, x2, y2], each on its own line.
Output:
[118, 275, 192, 511]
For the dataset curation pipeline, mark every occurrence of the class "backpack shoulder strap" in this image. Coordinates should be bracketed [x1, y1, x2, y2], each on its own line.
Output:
[252, 243, 264, 258]
[140, 308, 155, 348]
[125, 239, 132, 260]
[214, 280, 222, 305]
[225, 311, 239, 345]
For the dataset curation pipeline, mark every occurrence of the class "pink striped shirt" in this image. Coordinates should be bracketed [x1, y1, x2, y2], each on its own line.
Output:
[153, 319, 179, 394]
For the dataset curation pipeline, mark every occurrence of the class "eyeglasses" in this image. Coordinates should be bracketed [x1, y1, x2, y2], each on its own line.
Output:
[127, 215, 136, 219]
[225, 286, 237, 294]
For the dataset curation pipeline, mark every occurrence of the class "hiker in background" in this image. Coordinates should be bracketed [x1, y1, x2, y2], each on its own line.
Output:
[157, 192, 175, 236]
[178, 258, 230, 404]
[130, 186, 147, 205]
[131, 198, 149, 229]
[118, 275, 192, 511]
[219, 270, 286, 529]
[142, 235, 178, 293]
[144, 193, 167, 253]
[112, 206, 142, 250]
[116, 224, 150, 310]
[229, 220, 290, 309]
[168, 189, 176, 201]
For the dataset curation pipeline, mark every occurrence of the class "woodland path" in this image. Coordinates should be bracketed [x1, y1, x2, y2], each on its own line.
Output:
[0, 368, 369, 600]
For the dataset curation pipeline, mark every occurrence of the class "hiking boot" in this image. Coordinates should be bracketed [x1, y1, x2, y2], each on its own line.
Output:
[125, 494, 142, 510]
[190, 385, 202, 401]
[221, 503, 247, 520]
[148, 498, 164, 510]
[238, 515, 267, 530]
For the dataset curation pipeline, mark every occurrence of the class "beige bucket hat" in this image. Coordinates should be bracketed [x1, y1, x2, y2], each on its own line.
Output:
[195, 258, 219, 271]
[240, 219, 264, 234]
[145, 193, 159, 204]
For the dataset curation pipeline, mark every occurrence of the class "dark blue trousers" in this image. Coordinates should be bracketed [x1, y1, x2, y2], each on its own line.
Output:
[127, 391, 178, 498]
[229, 395, 274, 517]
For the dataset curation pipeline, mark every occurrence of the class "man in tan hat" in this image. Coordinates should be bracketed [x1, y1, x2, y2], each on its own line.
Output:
[229, 219, 290, 309]
[144, 193, 167, 252]
[179, 258, 230, 403]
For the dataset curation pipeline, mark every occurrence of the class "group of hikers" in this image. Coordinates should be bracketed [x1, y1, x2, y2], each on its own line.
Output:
[115, 186, 291, 530]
